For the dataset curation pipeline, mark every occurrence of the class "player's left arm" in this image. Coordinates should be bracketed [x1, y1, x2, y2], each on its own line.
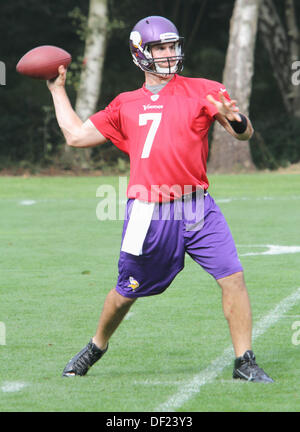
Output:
[207, 92, 254, 141]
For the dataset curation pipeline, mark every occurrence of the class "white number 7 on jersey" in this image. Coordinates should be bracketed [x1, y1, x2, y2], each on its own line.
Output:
[139, 113, 162, 159]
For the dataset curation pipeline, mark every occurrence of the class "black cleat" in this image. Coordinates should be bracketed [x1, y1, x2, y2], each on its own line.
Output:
[233, 350, 274, 383]
[62, 339, 108, 377]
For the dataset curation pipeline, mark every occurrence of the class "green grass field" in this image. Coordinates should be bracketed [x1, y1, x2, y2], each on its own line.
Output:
[1, 173, 300, 412]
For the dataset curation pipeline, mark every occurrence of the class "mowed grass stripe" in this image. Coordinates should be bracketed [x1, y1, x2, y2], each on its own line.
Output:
[157, 287, 300, 412]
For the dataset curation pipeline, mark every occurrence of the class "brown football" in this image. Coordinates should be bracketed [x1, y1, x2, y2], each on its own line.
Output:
[16, 45, 72, 80]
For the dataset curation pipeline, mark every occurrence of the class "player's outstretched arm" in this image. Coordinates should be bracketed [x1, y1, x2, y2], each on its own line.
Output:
[47, 65, 107, 148]
[207, 93, 253, 141]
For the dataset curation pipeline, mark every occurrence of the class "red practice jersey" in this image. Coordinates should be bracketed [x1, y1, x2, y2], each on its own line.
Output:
[90, 74, 230, 202]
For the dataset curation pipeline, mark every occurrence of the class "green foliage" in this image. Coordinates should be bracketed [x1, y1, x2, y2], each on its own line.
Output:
[0, 0, 88, 168]
[91, 142, 130, 174]
[251, 115, 300, 170]
[0, 0, 299, 170]
[68, 6, 88, 42]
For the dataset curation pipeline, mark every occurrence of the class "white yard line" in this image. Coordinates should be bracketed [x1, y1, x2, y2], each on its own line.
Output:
[215, 196, 300, 204]
[1, 381, 27, 393]
[240, 245, 300, 256]
[124, 312, 135, 321]
[19, 200, 36, 206]
[157, 287, 300, 412]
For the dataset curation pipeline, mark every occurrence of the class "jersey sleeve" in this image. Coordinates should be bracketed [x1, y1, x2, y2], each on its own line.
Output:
[89, 96, 128, 154]
[202, 80, 231, 119]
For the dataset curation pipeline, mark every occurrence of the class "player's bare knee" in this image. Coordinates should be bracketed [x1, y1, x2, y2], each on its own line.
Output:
[113, 289, 136, 310]
[217, 271, 247, 293]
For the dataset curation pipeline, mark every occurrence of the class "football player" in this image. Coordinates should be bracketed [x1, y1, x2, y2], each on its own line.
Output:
[48, 16, 273, 382]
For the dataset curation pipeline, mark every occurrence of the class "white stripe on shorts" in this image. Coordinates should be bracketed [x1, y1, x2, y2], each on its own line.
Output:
[121, 199, 155, 256]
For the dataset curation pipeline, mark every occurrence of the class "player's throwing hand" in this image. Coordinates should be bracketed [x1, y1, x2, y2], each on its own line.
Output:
[47, 65, 67, 92]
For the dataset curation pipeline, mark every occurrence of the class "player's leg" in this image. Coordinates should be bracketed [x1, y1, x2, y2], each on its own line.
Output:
[62, 198, 185, 377]
[62, 288, 136, 377]
[185, 192, 273, 382]
[217, 272, 273, 382]
[92, 288, 136, 350]
[216, 271, 252, 357]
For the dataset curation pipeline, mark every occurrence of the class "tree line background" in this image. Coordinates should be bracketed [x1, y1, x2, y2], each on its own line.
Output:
[1, 0, 300, 174]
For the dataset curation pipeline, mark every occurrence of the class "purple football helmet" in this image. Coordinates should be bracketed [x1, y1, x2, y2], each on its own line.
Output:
[129, 16, 184, 74]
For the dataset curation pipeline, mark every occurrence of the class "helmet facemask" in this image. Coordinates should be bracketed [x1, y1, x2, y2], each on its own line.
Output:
[143, 39, 184, 75]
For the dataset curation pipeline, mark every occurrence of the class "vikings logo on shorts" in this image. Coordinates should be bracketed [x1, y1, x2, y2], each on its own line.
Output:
[128, 276, 140, 291]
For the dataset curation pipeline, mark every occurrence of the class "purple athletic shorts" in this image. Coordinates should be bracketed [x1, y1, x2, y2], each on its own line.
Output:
[115, 192, 243, 298]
